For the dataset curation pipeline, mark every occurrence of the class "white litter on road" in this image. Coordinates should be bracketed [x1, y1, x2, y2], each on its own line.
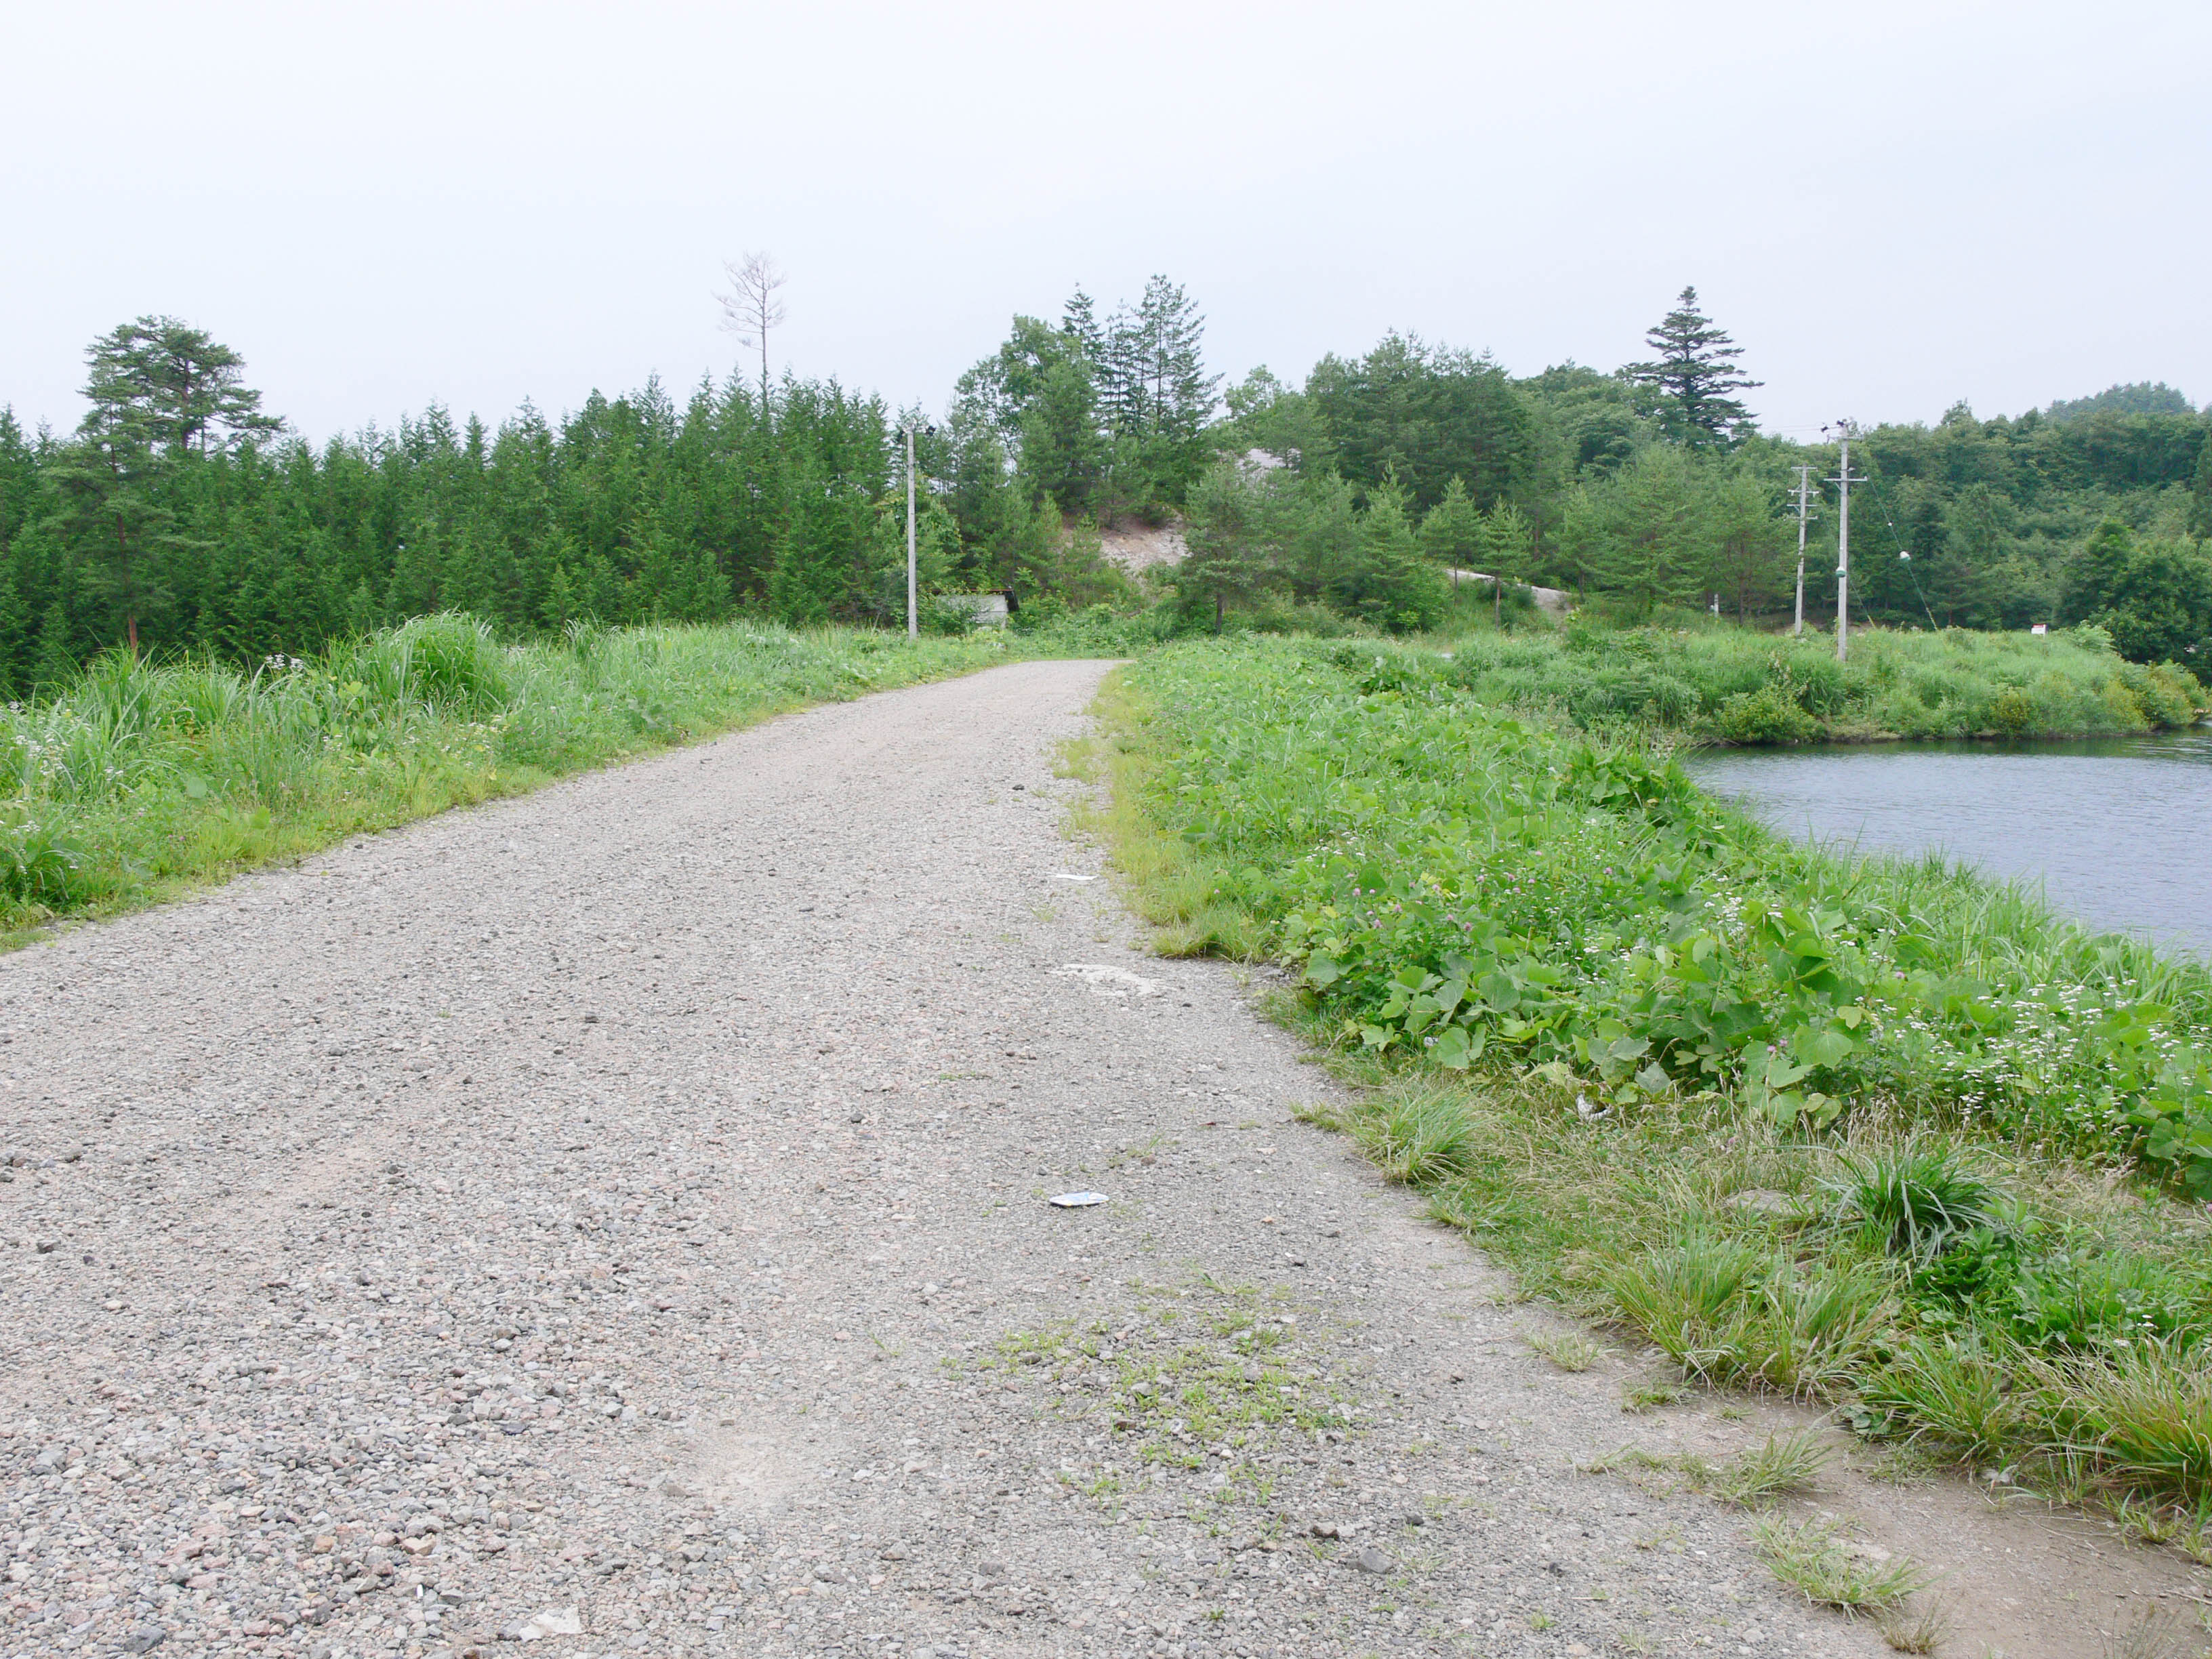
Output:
[1048, 872, 1097, 882]
[1054, 962, 1161, 998]
[1048, 1191, 1111, 1208]
[515, 1607, 583, 1641]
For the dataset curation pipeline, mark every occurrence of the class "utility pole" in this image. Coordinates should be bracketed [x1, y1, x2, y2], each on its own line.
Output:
[1790, 463, 1812, 636]
[1827, 422, 1865, 663]
[904, 423, 918, 640]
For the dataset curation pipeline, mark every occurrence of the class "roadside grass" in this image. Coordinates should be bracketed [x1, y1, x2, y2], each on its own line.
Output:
[1078, 636, 2212, 1553]
[0, 611, 1111, 938]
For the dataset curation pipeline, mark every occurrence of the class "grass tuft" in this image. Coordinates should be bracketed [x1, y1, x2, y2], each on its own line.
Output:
[2102, 1605, 2198, 1659]
[1622, 1379, 1689, 1413]
[1874, 1593, 1954, 1654]
[1834, 1141, 2004, 1263]
[1749, 1515, 1936, 1612]
[1522, 1328, 1601, 1372]
[1687, 1429, 1833, 1507]
[1351, 1084, 1479, 1185]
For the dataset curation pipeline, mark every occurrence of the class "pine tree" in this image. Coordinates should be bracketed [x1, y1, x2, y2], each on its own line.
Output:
[1594, 450, 1705, 615]
[1626, 287, 1762, 450]
[1174, 458, 1278, 630]
[1480, 501, 1535, 623]
[1327, 476, 1446, 632]
[1704, 474, 1785, 621]
[1419, 477, 1485, 586]
[1095, 302, 1149, 448]
[49, 401, 171, 655]
[81, 316, 281, 459]
[1130, 275, 1219, 502]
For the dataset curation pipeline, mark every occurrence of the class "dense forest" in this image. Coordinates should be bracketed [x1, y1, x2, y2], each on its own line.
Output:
[1, 285, 2208, 693]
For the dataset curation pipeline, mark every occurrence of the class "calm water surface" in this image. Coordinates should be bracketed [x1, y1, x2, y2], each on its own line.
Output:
[1680, 732, 2212, 958]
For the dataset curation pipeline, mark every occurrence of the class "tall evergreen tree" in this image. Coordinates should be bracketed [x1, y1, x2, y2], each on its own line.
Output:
[1060, 288, 1102, 361]
[1626, 287, 1762, 451]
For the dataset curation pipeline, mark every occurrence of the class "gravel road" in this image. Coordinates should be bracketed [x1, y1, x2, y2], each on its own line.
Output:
[3, 659, 1931, 1658]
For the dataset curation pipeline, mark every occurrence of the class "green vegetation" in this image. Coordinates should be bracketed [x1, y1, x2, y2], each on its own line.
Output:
[0, 613, 1052, 933]
[9, 284, 2205, 696]
[1095, 636, 2212, 1522]
[1439, 616, 2203, 741]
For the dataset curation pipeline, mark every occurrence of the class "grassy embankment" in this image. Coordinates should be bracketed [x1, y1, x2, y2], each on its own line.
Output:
[0, 612, 1126, 936]
[1425, 613, 2206, 742]
[1090, 635, 2212, 1554]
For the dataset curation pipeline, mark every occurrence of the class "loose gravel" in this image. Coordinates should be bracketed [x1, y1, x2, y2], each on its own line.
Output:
[5, 659, 1942, 1658]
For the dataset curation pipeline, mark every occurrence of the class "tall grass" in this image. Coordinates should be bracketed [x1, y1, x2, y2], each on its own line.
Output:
[1425, 616, 2205, 741]
[0, 613, 1059, 932]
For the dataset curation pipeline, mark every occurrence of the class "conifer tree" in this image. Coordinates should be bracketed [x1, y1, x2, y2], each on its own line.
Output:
[1419, 477, 1484, 587]
[1593, 449, 1705, 615]
[1174, 458, 1277, 629]
[1480, 501, 1535, 622]
[1061, 289, 1102, 362]
[30, 602, 74, 692]
[1626, 287, 1762, 450]
[0, 569, 27, 694]
[1327, 476, 1446, 632]
[2193, 427, 2212, 539]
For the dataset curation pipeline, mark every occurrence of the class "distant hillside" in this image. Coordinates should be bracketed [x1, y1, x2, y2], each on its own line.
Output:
[2046, 381, 2198, 422]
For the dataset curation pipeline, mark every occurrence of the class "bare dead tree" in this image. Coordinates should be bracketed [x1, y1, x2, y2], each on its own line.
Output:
[716, 251, 787, 409]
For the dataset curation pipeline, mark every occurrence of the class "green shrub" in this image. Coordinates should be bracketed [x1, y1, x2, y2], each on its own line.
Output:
[1989, 686, 2035, 734]
[1715, 684, 1820, 745]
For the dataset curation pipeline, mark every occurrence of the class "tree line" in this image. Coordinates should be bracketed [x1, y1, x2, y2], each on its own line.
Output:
[1180, 291, 2212, 650]
[3, 286, 2209, 693]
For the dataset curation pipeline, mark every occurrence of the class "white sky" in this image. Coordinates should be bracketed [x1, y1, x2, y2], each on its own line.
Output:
[4, 0, 2206, 445]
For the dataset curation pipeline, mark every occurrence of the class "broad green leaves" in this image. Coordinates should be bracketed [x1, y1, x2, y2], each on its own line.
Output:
[1130, 638, 2212, 1181]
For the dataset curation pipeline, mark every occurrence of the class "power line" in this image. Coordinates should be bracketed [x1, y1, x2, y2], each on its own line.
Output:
[1844, 443, 1943, 631]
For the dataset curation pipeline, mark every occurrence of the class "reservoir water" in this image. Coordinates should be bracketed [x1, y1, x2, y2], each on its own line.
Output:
[1679, 733, 2212, 960]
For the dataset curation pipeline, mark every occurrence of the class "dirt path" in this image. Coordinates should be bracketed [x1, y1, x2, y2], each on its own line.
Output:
[0, 660, 2197, 1659]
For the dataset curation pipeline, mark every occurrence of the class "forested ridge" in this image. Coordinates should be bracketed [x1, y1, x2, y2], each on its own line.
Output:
[2, 286, 2209, 693]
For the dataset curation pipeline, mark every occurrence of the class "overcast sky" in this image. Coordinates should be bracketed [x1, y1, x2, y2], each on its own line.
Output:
[5, 0, 2206, 446]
